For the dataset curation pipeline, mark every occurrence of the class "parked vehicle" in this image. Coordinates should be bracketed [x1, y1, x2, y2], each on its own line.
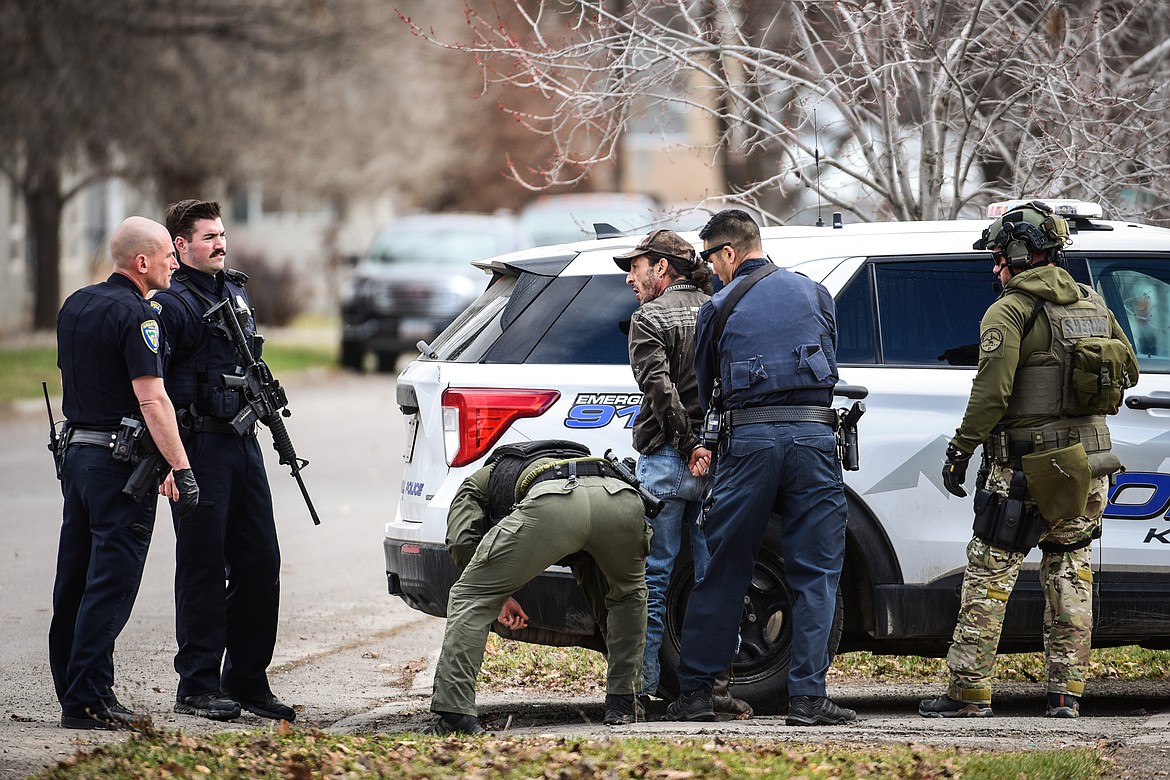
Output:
[519, 192, 660, 247]
[339, 213, 530, 371]
[386, 202, 1170, 712]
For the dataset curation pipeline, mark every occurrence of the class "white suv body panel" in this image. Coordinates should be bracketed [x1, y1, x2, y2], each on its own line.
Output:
[385, 214, 1170, 705]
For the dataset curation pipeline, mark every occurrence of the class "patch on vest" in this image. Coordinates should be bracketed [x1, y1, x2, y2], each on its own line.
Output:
[1061, 316, 1108, 339]
[980, 328, 1004, 353]
[140, 319, 160, 353]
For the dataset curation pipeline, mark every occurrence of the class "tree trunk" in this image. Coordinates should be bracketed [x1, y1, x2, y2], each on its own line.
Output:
[26, 165, 64, 331]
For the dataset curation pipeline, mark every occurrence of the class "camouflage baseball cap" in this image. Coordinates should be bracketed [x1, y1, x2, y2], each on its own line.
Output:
[613, 228, 696, 272]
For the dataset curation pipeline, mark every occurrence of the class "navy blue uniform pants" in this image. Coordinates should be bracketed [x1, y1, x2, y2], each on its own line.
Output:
[676, 421, 847, 698]
[49, 444, 156, 717]
[172, 431, 280, 698]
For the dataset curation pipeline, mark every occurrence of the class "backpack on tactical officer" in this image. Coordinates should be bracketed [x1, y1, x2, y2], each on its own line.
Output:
[484, 440, 664, 528]
[484, 439, 593, 526]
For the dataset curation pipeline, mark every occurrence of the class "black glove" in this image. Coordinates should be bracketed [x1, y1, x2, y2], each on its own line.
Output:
[173, 467, 200, 517]
[941, 444, 972, 498]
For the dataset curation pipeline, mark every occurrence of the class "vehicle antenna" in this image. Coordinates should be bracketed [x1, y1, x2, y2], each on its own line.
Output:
[814, 109, 825, 227]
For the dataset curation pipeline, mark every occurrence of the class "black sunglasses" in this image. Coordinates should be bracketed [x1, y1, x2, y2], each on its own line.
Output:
[699, 242, 731, 262]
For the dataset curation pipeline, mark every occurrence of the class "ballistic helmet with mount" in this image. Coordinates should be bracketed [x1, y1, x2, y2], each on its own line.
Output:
[973, 200, 1071, 270]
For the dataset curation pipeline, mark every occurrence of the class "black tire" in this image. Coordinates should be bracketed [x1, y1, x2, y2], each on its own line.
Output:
[339, 339, 365, 371]
[656, 519, 844, 715]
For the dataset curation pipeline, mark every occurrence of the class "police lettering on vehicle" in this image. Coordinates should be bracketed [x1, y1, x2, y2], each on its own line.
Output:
[564, 392, 643, 430]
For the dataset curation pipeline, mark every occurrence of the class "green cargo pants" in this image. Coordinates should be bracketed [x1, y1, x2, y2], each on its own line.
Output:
[431, 475, 650, 717]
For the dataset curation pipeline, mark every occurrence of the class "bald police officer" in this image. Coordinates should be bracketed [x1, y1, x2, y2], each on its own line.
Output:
[50, 216, 199, 730]
[921, 201, 1138, 719]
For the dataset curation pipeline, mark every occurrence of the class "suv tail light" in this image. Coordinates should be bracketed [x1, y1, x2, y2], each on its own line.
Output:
[441, 388, 561, 467]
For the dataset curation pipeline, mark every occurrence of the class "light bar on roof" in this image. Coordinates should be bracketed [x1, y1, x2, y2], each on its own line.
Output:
[986, 199, 1104, 219]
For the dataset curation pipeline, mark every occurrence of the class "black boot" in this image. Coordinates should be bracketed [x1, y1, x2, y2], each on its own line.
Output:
[424, 711, 485, 735]
[603, 694, 645, 725]
[667, 689, 716, 722]
[711, 667, 753, 719]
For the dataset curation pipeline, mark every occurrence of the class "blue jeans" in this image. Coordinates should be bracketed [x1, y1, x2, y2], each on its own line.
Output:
[676, 421, 847, 697]
[636, 445, 710, 696]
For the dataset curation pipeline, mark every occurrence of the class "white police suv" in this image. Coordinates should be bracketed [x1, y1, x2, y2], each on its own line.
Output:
[386, 203, 1170, 712]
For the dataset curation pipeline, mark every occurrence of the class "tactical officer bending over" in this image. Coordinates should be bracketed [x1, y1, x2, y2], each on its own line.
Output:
[670, 209, 855, 726]
[426, 441, 651, 735]
[153, 200, 293, 723]
[50, 217, 199, 730]
[921, 201, 1138, 719]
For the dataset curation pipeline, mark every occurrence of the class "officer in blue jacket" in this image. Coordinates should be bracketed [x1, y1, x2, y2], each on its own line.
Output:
[152, 200, 293, 723]
[51, 216, 199, 730]
[668, 209, 855, 726]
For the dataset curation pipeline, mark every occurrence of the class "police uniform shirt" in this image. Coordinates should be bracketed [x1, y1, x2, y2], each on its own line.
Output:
[57, 273, 164, 428]
[152, 262, 252, 409]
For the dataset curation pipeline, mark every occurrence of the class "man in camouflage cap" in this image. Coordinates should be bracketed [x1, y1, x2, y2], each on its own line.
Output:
[921, 201, 1138, 719]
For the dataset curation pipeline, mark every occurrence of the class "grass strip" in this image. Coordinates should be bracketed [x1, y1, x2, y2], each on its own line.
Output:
[479, 636, 1170, 692]
[0, 344, 336, 404]
[33, 727, 1110, 780]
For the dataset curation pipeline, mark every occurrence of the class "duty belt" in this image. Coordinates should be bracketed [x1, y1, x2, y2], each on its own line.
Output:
[66, 428, 118, 448]
[986, 424, 1112, 462]
[190, 415, 255, 436]
[523, 460, 619, 494]
[725, 405, 838, 429]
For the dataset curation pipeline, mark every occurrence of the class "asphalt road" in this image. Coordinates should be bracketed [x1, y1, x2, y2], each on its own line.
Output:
[0, 368, 446, 778]
[3, 367, 1170, 779]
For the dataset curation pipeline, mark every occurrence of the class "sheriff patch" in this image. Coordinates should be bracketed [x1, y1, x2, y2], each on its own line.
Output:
[980, 327, 1004, 354]
[1062, 316, 1108, 339]
[141, 319, 161, 354]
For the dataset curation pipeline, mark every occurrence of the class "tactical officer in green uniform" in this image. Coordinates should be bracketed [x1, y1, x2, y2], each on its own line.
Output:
[426, 442, 652, 735]
[921, 201, 1139, 719]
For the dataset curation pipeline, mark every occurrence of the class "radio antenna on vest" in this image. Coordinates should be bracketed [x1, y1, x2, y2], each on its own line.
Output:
[814, 109, 824, 227]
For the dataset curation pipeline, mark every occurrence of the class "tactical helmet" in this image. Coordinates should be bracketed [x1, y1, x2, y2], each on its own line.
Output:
[973, 200, 1071, 269]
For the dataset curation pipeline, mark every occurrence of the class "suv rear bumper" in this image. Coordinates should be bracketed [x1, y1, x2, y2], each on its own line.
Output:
[383, 539, 604, 643]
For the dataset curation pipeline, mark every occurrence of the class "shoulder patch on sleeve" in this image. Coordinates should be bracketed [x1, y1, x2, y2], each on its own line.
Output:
[980, 327, 1004, 354]
[141, 319, 161, 354]
[149, 299, 163, 314]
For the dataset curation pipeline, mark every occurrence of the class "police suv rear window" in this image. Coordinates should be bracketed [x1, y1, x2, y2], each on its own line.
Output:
[429, 272, 636, 365]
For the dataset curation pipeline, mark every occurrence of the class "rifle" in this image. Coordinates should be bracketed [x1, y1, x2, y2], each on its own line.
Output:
[203, 297, 321, 525]
[42, 382, 63, 479]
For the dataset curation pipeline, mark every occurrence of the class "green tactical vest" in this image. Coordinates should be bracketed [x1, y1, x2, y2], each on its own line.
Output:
[1003, 285, 1124, 421]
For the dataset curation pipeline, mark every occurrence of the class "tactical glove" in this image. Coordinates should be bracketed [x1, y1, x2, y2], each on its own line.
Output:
[173, 468, 201, 517]
[942, 444, 971, 498]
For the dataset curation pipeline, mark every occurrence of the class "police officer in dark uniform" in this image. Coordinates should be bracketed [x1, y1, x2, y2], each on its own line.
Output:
[668, 209, 856, 726]
[50, 216, 199, 730]
[152, 200, 293, 723]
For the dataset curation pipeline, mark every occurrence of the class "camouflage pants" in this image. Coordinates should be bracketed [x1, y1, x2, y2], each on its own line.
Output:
[946, 471, 1107, 705]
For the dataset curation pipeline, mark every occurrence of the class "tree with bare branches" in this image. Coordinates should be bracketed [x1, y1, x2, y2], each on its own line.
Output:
[410, 0, 1170, 225]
